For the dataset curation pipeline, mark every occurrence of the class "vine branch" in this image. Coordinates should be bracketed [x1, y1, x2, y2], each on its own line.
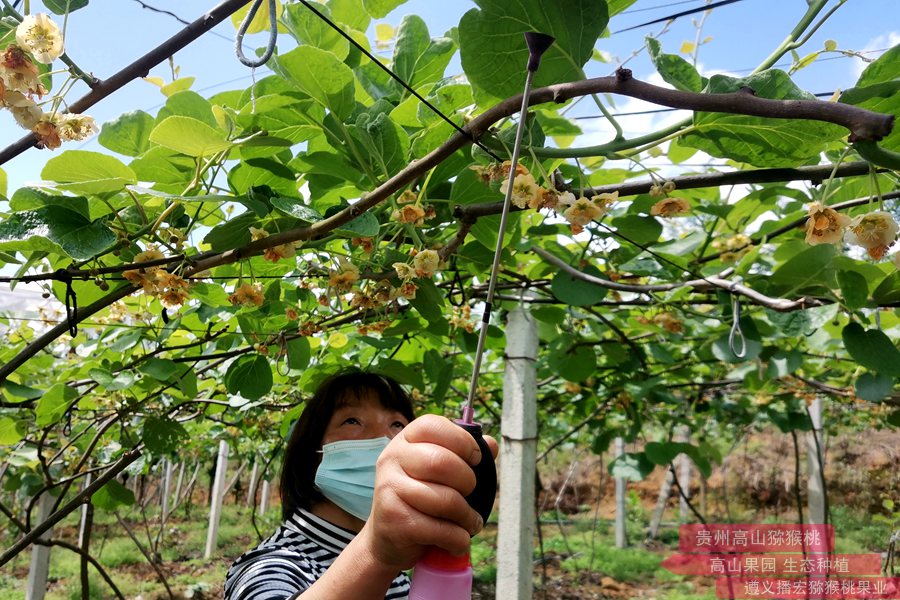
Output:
[0, 0, 252, 165]
[531, 245, 826, 312]
[0, 72, 895, 383]
[0, 448, 142, 568]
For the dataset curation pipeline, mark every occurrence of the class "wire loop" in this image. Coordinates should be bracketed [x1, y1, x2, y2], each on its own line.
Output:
[235, 0, 278, 68]
[728, 292, 746, 359]
[275, 333, 290, 377]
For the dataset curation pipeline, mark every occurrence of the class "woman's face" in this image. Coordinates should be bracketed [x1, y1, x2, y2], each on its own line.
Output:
[320, 390, 409, 446]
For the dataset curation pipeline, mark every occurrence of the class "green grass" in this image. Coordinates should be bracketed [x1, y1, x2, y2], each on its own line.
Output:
[6, 496, 894, 600]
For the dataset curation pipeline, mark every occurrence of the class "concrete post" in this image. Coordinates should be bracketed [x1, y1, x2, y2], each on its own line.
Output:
[204, 440, 229, 559]
[495, 303, 538, 600]
[806, 397, 826, 525]
[259, 480, 270, 515]
[160, 460, 173, 521]
[246, 460, 260, 507]
[677, 426, 692, 522]
[614, 437, 627, 548]
[172, 462, 185, 512]
[26, 492, 54, 600]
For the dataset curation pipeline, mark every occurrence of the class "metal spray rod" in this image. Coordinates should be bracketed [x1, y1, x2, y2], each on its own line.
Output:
[407, 30, 558, 600]
[461, 31, 556, 425]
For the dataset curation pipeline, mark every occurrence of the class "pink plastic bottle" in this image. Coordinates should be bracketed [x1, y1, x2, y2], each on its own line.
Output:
[408, 547, 473, 600]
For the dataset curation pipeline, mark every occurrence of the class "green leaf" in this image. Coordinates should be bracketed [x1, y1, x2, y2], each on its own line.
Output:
[646, 37, 704, 92]
[287, 338, 311, 371]
[348, 110, 410, 176]
[89, 368, 136, 391]
[842, 323, 900, 376]
[393, 16, 456, 93]
[43, 0, 89, 14]
[92, 480, 135, 510]
[458, 0, 608, 100]
[42, 150, 137, 195]
[856, 43, 900, 87]
[139, 358, 178, 381]
[611, 214, 662, 247]
[374, 358, 425, 390]
[608, 452, 655, 482]
[142, 416, 189, 455]
[873, 272, 900, 304]
[329, 0, 370, 31]
[766, 244, 835, 296]
[157, 91, 216, 128]
[99, 111, 155, 157]
[644, 441, 686, 465]
[3, 381, 43, 400]
[0, 167, 7, 200]
[362, 0, 404, 18]
[9, 188, 89, 217]
[225, 355, 273, 400]
[0, 417, 25, 445]
[160, 77, 196, 98]
[129, 147, 194, 189]
[282, 2, 349, 60]
[270, 197, 323, 223]
[888, 410, 900, 428]
[175, 368, 198, 400]
[547, 343, 596, 382]
[855, 373, 894, 403]
[836, 269, 869, 309]
[237, 94, 323, 144]
[767, 408, 813, 433]
[0, 205, 116, 260]
[334, 211, 380, 238]
[681, 70, 845, 167]
[842, 44, 900, 151]
[450, 168, 502, 206]
[36, 383, 77, 428]
[383, 315, 426, 337]
[408, 278, 446, 323]
[229, 159, 299, 198]
[273, 46, 356, 120]
[202, 212, 257, 252]
[149, 116, 233, 157]
[550, 264, 608, 306]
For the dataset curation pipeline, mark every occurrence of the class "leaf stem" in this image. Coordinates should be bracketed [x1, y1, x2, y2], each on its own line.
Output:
[795, 0, 847, 49]
[752, 0, 830, 74]
[503, 121, 686, 159]
[590, 94, 623, 140]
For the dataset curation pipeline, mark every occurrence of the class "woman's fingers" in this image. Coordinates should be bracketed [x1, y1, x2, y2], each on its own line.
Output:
[389, 475, 483, 535]
[365, 414, 497, 567]
[484, 434, 499, 459]
[392, 441, 477, 495]
[399, 413, 483, 466]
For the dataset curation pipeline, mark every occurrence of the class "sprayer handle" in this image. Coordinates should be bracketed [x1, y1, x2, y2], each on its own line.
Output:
[455, 421, 497, 525]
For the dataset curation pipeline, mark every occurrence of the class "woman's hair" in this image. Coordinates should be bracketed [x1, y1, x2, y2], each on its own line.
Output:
[279, 370, 415, 519]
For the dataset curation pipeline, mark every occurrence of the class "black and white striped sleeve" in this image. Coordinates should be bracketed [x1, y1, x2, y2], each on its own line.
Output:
[224, 550, 316, 600]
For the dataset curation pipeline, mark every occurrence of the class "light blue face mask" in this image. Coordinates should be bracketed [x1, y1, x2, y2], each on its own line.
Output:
[314, 436, 390, 521]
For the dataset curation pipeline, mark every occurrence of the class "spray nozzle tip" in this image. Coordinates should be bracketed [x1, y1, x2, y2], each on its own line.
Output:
[524, 32, 555, 72]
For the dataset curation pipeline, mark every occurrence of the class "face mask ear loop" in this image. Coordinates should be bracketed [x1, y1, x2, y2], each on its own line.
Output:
[728, 287, 746, 359]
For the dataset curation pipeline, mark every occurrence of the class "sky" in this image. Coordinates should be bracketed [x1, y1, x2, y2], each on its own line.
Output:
[1, 0, 897, 192]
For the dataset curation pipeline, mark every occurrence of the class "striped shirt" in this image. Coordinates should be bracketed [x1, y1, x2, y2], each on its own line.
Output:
[224, 509, 410, 600]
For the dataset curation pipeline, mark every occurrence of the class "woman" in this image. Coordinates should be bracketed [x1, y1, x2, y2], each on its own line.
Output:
[225, 371, 493, 600]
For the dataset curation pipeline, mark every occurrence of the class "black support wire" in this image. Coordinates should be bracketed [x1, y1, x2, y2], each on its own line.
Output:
[295, 0, 505, 163]
[614, 0, 746, 33]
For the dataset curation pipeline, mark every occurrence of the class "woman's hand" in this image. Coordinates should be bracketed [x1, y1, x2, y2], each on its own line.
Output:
[356, 414, 498, 571]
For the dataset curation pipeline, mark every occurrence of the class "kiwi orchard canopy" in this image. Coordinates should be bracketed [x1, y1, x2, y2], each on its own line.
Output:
[0, 0, 898, 592]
